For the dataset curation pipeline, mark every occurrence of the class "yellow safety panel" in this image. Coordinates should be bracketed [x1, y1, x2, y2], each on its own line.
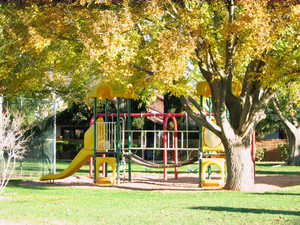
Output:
[95, 157, 117, 186]
[202, 125, 224, 152]
[201, 158, 226, 187]
[84, 118, 105, 151]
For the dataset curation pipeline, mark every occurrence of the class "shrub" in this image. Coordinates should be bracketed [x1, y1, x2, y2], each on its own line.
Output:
[0, 110, 28, 193]
[255, 148, 266, 162]
[132, 117, 145, 129]
[278, 143, 289, 162]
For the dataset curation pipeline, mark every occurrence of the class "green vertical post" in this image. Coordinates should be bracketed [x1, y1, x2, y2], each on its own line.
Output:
[208, 97, 212, 119]
[198, 96, 203, 188]
[116, 98, 121, 184]
[104, 100, 109, 177]
[127, 99, 132, 182]
[207, 97, 212, 181]
[104, 100, 109, 121]
[93, 98, 97, 184]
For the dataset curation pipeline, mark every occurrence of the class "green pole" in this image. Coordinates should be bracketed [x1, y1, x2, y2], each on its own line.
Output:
[116, 98, 121, 184]
[207, 97, 212, 181]
[104, 100, 109, 121]
[93, 98, 97, 184]
[198, 96, 203, 188]
[104, 100, 109, 177]
[127, 99, 132, 182]
[208, 97, 212, 119]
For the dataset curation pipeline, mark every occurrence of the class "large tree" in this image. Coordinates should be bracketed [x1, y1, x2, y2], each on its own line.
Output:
[1, 0, 300, 190]
[78, 0, 300, 191]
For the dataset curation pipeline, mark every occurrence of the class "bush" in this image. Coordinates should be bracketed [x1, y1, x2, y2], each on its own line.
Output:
[278, 143, 289, 162]
[132, 117, 145, 129]
[0, 110, 28, 193]
[255, 148, 266, 161]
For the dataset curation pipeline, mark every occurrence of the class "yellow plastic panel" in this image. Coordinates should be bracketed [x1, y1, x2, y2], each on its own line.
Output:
[201, 158, 226, 187]
[202, 126, 224, 152]
[95, 157, 117, 186]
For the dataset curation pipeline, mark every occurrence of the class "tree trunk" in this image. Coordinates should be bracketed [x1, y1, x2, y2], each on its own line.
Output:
[286, 128, 300, 165]
[272, 98, 300, 165]
[224, 136, 255, 191]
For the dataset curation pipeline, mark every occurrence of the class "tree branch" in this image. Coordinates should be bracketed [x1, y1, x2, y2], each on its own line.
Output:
[133, 64, 154, 76]
[180, 96, 222, 137]
[272, 96, 297, 133]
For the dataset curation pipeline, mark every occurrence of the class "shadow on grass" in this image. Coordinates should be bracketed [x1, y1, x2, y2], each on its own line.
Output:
[188, 206, 300, 216]
[7, 180, 49, 190]
[252, 192, 300, 196]
[256, 171, 300, 175]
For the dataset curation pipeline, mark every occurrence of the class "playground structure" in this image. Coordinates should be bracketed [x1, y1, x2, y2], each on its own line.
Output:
[40, 81, 258, 187]
[40, 94, 230, 188]
[41, 111, 226, 187]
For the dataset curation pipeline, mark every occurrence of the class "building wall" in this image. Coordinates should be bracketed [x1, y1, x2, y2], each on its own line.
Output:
[256, 139, 287, 161]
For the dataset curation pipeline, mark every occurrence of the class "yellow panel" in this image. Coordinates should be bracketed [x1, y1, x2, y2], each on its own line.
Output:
[84, 118, 105, 151]
[196, 81, 241, 97]
[95, 157, 117, 186]
[202, 123, 224, 152]
[86, 82, 137, 100]
[203, 128, 222, 148]
[201, 158, 226, 187]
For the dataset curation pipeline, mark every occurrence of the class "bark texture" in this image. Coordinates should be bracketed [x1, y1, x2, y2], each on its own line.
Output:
[223, 137, 254, 191]
[284, 125, 300, 165]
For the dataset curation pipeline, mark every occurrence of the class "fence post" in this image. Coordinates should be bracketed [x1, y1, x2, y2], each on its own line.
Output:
[116, 98, 121, 184]
[127, 99, 132, 182]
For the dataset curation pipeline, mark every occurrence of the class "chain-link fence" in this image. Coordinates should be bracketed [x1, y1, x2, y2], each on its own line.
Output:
[0, 96, 56, 177]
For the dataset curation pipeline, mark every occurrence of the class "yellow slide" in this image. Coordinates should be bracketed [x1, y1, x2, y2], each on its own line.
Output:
[40, 118, 111, 182]
[40, 149, 91, 181]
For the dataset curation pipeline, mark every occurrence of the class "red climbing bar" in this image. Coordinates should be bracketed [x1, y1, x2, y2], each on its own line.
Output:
[163, 116, 179, 181]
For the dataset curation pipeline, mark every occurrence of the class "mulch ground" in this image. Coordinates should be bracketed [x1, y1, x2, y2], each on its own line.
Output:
[19, 172, 300, 192]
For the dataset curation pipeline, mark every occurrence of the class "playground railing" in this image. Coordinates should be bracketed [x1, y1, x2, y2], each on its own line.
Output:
[122, 130, 200, 151]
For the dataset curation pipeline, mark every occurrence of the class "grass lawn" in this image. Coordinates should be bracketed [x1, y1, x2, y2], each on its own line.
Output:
[0, 162, 300, 225]
[0, 180, 300, 225]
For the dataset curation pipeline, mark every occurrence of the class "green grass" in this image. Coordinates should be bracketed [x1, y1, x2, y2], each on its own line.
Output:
[1, 180, 300, 225]
[256, 163, 300, 175]
[1, 162, 300, 225]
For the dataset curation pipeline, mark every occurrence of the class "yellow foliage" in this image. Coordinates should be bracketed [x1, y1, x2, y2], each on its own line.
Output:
[1, 1, 299, 102]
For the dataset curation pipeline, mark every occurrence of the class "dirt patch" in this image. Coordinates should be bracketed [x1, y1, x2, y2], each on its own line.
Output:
[19, 173, 300, 192]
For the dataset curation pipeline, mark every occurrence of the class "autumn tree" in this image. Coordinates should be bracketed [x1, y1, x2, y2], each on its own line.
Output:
[0, 3, 96, 103]
[77, 0, 300, 191]
[1, 0, 300, 191]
